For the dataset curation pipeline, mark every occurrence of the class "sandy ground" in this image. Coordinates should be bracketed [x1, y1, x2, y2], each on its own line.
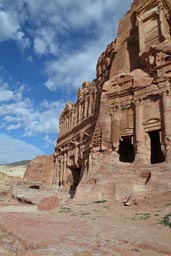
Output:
[0, 171, 171, 256]
[0, 162, 171, 256]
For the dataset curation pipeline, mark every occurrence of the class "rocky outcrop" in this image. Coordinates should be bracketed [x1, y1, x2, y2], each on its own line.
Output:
[24, 155, 55, 187]
[24, 0, 171, 203]
[52, 0, 171, 203]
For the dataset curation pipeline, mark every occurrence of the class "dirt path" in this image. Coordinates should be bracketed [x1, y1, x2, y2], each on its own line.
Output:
[0, 171, 171, 256]
[0, 195, 171, 256]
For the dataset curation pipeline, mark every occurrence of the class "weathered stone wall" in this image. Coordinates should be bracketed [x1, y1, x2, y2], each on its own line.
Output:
[24, 155, 55, 186]
[25, 0, 171, 202]
[53, 0, 171, 201]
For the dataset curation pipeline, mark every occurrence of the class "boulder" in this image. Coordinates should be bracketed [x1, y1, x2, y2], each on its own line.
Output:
[37, 196, 59, 211]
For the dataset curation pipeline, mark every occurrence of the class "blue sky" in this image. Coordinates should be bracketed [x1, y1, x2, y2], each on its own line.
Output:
[0, 0, 132, 164]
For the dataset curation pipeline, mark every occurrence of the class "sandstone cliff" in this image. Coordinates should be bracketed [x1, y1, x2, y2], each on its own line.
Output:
[24, 155, 55, 187]
[25, 0, 171, 204]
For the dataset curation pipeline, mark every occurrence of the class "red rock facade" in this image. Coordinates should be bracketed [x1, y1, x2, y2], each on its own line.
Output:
[54, 0, 171, 197]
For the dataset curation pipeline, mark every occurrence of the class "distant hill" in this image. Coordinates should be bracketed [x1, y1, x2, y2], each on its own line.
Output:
[0, 160, 31, 167]
[0, 160, 31, 178]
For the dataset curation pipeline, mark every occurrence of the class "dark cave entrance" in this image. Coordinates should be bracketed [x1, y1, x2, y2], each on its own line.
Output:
[118, 136, 135, 163]
[148, 130, 164, 164]
[69, 166, 82, 199]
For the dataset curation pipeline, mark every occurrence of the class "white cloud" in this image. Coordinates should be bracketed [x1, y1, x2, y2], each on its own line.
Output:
[34, 38, 47, 55]
[41, 1, 132, 91]
[0, 8, 29, 47]
[0, 0, 132, 91]
[0, 80, 24, 102]
[0, 100, 65, 135]
[0, 89, 14, 102]
[0, 82, 65, 136]
[0, 134, 44, 164]
[44, 21, 115, 91]
[45, 47, 97, 91]
[43, 135, 54, 147]
[0, 9, 19, 41]
[33, 28, 59, 56]
[0, 0, 133, 149]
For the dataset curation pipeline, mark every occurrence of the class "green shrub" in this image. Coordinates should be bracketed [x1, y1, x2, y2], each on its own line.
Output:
[59, 207, 71, 213]
[162, 213, 171, 227]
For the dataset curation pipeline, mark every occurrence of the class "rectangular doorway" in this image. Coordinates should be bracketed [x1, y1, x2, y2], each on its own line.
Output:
[148, 130, 164, 164]
[118, 136, 134, 163]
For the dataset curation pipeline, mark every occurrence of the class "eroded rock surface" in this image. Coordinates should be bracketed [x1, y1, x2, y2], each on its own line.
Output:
[37, 196, 59, 211]
[24, 0, 171, 203]
[52, 0, 171, 202]
[24, 155, 54, 187]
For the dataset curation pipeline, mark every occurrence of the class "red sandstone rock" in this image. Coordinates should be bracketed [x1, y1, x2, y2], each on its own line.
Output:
[37, 196, 59, 211]
[24, 155, 55, 186]
[53, 0, 171, 203]
[23, 0, 171, 204]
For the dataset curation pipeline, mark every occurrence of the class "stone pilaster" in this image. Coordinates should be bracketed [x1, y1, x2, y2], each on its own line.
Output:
[159, 3, 171, 41]
[60, 120, 64, 135]
[100, 103, 112, 151]
[64, 118, 66, 134]
[88, 92, 93, 116]
[63, 152, 67, 184]
[162, 91, 171, 162]
[111, 106, 121, 161]
[58, 157, 62, 186]
[137, 17, 145, 54]
[52, 154, 58, 186]
[134, 102, 147, 164]
[78, 103, 82, 123]
[92, 91, 96, 114]
[60, 155, 63, 185]
[84, 96, 88, 119]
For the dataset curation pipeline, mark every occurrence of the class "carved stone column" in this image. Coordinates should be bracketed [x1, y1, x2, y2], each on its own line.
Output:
[61, 152, 67, 185]
[82, 101, 85, 120]
[59, 121, 62, 136]
[66, 116, 69, 130]
[92, 91, 95, 114]
[86, 96, 90, 117]
[64, 118, 66, 134]
[67, 115, 70, 130]
[60, 154, 64, 185]
[111, 106, 121, 161]
[58, 156, 62, 186]
[76, 107, 79, 125]
[162, 91, 171, 162]
[78, 103, 82, 123]
[70, 113, 72, 129]
[159, 3, 170, 41]
[61, 121, 64, 135]
[137, 17, 145, 54]
[73, 109, 76, 127]
[74, 142, 80, 168]
[70, 111, 73, 129]
[53, 154, 58, 186]
[55, 155, 62, 187]
[100, 103, 112, 151]
[134, 102, 147, 164]
[84, 96, 88, 119]
[88, 93, 92, 116]
[56, 156, 60, 186]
